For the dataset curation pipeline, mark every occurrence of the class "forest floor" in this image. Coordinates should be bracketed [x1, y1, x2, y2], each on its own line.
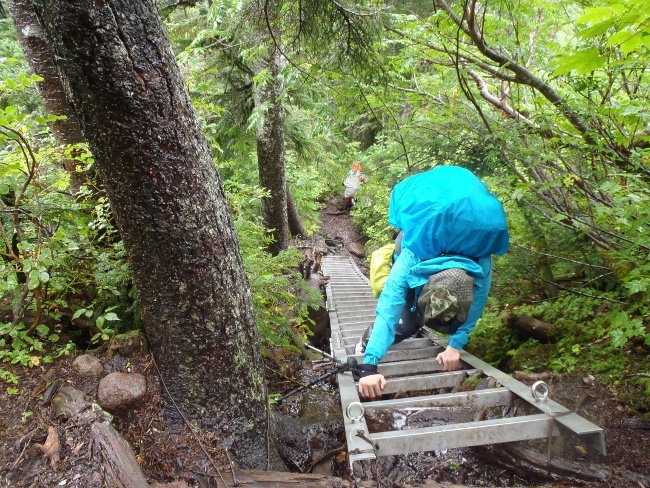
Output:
[0, 196, 648, 487]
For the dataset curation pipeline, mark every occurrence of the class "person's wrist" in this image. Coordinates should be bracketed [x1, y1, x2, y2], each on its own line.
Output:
[357, 364, 378, 378]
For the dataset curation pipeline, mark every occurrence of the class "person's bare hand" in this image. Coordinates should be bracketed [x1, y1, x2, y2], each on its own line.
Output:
[436, 346, 461, 371]
[358, 374, 387, 400]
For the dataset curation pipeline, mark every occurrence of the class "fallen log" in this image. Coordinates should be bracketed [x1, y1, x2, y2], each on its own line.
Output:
[501, 443, 610, 482]
[507, 314, 553, 341]
[222, 470, 356, 486]
[52, 385, 150, 488]
[220, 470, 460, 487]
[475, 442, 610, 484]
[514, 371, 554, 382]
[91, 422, 150, 488]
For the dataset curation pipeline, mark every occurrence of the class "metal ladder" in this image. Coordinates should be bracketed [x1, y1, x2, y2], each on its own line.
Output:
[322, 255, 606, 469]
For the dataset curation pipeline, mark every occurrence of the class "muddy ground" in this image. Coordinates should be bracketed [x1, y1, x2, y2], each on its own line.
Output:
[0, 197, 648, 487]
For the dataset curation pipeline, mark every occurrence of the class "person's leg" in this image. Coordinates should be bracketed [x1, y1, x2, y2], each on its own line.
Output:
[356, 289, 421, 354]
[393, 288, 421, 343]
[354, 324, 373, 354]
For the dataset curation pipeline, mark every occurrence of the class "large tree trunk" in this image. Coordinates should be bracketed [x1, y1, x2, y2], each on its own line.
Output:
[254, 46, 289, 255]
[7, 0, 86, 191]
[29, 0, 277, 470]
[286, 184, 306, 237]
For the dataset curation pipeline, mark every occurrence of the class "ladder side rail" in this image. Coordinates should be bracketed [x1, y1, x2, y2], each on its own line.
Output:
[420, 327, 606, 454]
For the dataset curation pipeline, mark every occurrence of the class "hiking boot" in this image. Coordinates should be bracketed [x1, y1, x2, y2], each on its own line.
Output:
[354, 326, 372, 354]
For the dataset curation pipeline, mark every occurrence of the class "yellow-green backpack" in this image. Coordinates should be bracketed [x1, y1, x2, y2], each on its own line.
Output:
[369, 243, 395, 298]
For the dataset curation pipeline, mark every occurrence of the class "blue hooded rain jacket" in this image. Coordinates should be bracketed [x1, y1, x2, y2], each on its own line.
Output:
[363, 166, 509, 366]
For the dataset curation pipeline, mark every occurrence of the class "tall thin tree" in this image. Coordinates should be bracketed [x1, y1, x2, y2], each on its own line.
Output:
[7, 0, 86, 191]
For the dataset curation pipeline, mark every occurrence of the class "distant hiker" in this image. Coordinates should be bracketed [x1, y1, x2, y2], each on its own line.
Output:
[343, 161, 367, 210]
[355, 166, 509, 400]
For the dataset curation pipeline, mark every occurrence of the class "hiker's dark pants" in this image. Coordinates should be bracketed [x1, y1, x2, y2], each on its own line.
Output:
[361, 288, 420, 347]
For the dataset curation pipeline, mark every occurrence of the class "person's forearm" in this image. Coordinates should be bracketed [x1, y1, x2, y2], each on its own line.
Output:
[363, 250, 416, 365]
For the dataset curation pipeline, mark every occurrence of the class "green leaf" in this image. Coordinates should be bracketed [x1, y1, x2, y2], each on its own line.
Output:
[577, 6, 625, 26]
[625, 280, 648, 294]
[103, 312, 119, 321]
[579, 18, 617, 39]
[553, 49, 606, 75]
[18, 73, 33, 87]
[35, 324, 49, 336]
[72, 308, 87, 320]
[28, 270, 40, 290]
[610, 329, 627, 348]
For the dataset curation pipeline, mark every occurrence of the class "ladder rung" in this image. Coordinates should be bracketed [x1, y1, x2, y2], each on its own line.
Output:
[364, 386, 512, 408]
[371, 414, 557, 455]
[363, 370, 480, 395]
[349, 346, 444, 363]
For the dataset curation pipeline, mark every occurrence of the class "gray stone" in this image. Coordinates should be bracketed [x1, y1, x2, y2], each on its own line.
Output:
[348, 242, 366, 258]
[72, 354, 104, 377]
[97, 372, 147, 411]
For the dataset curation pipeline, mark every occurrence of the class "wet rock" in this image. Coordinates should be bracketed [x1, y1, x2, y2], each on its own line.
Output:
[103, 354, 129, 373]
[348, 242, 365, 258]
[72, 354, 104, 377]
[299, 389, 341, 421]
[310, 449, 334, 476]
[582, 374, 596, 386]
[97, 372, 147, 411]
[273, 411, 344, 472]
[475, 376, 499, 390]
[109, 331, 147, 357]
[273, 414, 312, 471]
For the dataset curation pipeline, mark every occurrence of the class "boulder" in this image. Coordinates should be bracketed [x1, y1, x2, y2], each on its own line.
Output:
[72, 354, 104, 377]
[97, 372, 147, 411]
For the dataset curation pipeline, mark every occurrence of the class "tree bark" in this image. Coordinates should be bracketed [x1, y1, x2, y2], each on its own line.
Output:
[30, 0, 277, 469]
[286, 184, 306, 237]
[91, 423, 151, 488]
[7, 0, 87, 191]
[254, 45, 289, 255]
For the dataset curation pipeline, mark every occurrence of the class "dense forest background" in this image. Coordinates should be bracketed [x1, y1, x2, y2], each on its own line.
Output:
[0, 0, 648, 419]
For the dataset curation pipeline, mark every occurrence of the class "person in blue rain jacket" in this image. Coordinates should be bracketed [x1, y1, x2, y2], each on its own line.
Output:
[356, 165, 509, 400]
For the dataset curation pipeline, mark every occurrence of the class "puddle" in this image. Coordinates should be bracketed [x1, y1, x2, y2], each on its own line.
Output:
[365, 406, 479, 432]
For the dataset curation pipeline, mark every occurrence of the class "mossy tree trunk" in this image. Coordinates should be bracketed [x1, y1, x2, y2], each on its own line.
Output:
[29, 0, 277, 469]
[286, 184, 306, 237]
[254, 46, 290, 255]
[7, 0, 87, 191]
